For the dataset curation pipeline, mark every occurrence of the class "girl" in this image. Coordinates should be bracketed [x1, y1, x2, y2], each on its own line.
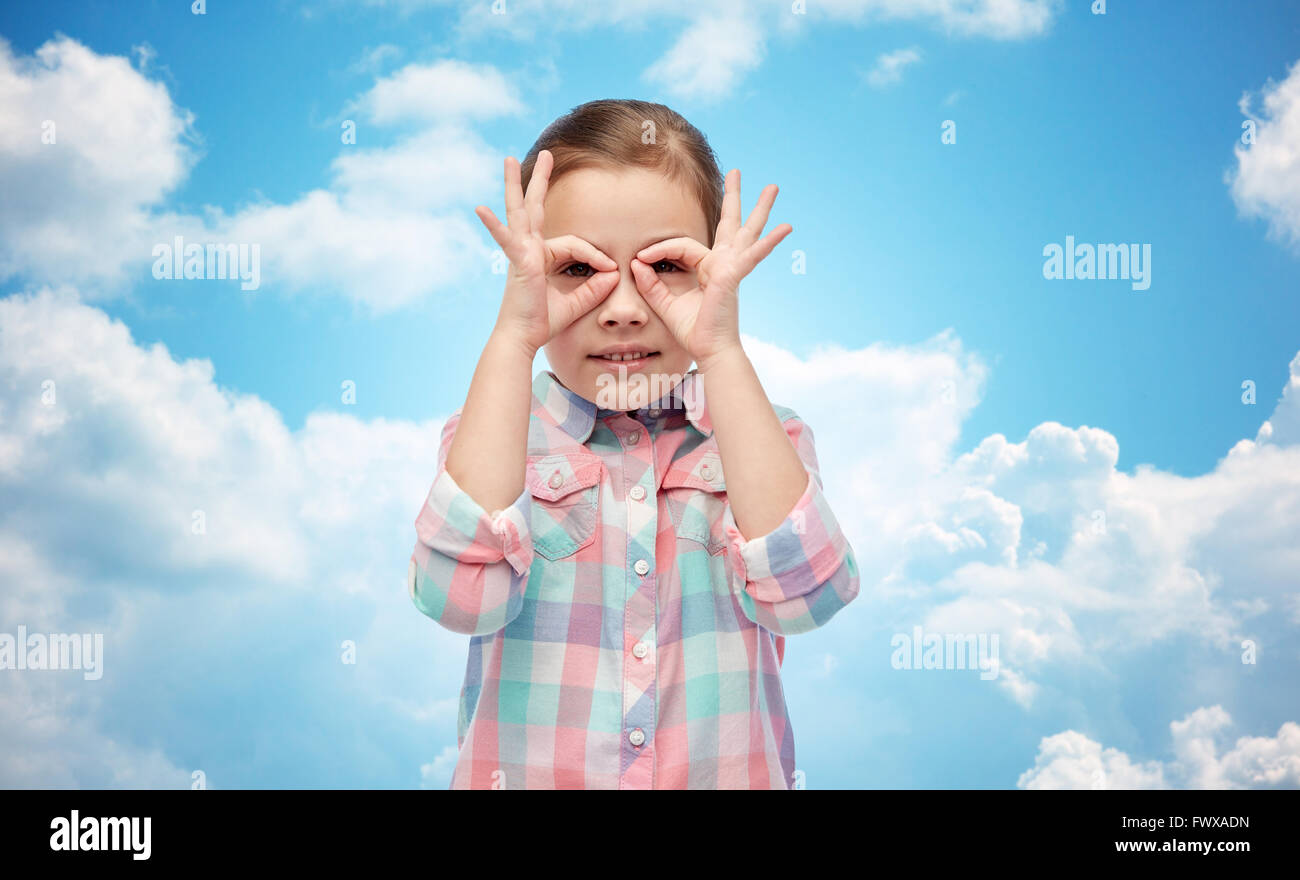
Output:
[408, 99, 860, 789]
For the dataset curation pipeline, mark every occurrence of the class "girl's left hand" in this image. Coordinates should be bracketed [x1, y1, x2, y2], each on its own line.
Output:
[629, 168, 792, 370]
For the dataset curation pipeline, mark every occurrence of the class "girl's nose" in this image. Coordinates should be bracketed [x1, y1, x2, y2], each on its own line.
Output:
[595, 264, 651, 327]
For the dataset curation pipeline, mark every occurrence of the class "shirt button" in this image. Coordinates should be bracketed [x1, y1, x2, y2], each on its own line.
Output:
[628, 728, 645, 747]
[629, 485, 646, 501]
[700, 464, 714, 480]
[627, 430, 641, 445]
[634, 559, 649, 576]
[548, 472, 564, 489]
[632, 641, 648, 659]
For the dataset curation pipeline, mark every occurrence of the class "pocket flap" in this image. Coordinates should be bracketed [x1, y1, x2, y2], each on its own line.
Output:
[526, 452, 604, 502]
[661, 450, 725, 493]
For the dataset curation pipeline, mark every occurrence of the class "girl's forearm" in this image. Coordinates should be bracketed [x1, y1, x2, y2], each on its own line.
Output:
[697, 346, 808, 539]
[444, 327, 537, 515]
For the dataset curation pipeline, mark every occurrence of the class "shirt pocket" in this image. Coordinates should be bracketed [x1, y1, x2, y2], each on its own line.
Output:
[525, 452, 604, 560]
[662, 450, 728, 556]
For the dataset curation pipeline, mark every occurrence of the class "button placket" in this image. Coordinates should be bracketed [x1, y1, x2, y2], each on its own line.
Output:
[617, 413, 657, 785]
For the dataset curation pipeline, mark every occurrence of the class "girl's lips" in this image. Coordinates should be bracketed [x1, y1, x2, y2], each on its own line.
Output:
[588, 352, 659, 371]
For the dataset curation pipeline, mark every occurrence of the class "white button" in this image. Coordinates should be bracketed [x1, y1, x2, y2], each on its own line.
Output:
[628, 728, 645, 747]
[634, 559, 649, 576]
[629, 485, 646, 501]
[700, 464, 713, 480]
[548, 472, 564, 489]
[632, 641, 648, 659]
[627, 430, 641, 444]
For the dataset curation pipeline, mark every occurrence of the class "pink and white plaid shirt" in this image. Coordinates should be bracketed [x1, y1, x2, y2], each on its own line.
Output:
[408, 368, 860, 789]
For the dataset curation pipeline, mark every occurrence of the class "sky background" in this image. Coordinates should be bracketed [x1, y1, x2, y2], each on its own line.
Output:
[1, 0, 1298, 789]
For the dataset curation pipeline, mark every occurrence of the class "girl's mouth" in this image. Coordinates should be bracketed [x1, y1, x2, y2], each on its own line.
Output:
[588, 352, 659, 371]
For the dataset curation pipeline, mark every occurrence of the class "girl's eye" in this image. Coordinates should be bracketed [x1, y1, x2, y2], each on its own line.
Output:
[652, 260, 680, 273]
[561, 262, 595, 278]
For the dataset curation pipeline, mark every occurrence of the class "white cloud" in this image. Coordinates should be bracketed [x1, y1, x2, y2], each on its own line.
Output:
[348, 58, 524, 124]
[1254, 350, 1300, 447]
[1228, 58, 1300, 250]
[1019, 706, 1300, 789]
[0, 37, 520, 311]
[0, 286, 440, 585]
[746, 330, 1300, 708]
[0, 287, 465, 785]
[643, 15, 766, 101]
[865, 47, 922, 89]
[0, 35, 197, 289]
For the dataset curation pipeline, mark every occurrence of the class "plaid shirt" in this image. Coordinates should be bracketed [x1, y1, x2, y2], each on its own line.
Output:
[408, 368, 860, 789]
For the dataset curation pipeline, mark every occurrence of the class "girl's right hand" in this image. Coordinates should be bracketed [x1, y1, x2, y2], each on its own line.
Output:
[475, 150, 620, 355]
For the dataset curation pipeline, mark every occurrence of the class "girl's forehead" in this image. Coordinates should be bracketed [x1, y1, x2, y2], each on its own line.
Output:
[544, 168, 708, 240]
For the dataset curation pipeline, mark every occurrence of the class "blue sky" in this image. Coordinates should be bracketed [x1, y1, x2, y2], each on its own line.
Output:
[1, 0, 1298, 789]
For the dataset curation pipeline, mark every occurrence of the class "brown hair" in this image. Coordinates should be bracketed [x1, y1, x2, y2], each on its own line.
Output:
[520, 99, 725, 247]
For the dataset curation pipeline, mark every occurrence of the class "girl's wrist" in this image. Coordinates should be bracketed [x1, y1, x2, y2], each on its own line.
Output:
[696, 343, 747, 376]
[488, 323, 540, 362]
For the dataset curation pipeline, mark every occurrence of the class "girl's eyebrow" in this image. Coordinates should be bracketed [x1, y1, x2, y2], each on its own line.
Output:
[586, 233, 692, 255]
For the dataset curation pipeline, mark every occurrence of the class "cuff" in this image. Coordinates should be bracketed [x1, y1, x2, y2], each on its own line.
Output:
[721, 469, 849, 604]
[416, 465, 533, 576]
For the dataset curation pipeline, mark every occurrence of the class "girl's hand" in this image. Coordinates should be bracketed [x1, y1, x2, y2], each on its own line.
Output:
[628, 168, 792, 369]
[475, 150, 620, 354]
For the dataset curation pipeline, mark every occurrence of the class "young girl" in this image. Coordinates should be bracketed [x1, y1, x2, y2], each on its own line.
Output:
[408, 99, 860, 789]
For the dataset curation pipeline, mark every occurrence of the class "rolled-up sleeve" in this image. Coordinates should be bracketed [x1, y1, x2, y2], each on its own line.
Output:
[720, 415, 860, 635]
[408, 409, 533, 635]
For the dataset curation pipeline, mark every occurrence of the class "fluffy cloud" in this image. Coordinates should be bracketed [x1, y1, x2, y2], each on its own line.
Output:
[0, 38, 516, 311]
[1228, 58, 1300, 250]
[1019, 706, 1300, 789]
[745, 331, 1300, 710]
[0, 287, 460, 786]
[0, 36, 197, 289]
[643, 14, 766, 101]
[347, 58, 523, 124]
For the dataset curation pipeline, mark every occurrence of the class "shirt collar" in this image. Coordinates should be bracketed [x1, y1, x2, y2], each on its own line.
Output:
[532, 368, 713, 445]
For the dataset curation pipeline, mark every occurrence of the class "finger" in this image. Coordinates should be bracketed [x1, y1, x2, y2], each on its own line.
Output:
[547, 234, 618, 272]
[628, 258, 674, 316]
[554, 270, 619, 331]
[503, 156, 530, 235]
[738, 222, 792, 276]
[474, 205, 513, 254]
[525, 150, 553, 232]
[715, 168, 742, 247]
[634, 236, 710, 269]
[737, 184, 779, 250]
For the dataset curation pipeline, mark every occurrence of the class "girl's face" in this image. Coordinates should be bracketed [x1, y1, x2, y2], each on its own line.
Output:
[540, 165, 709, 409]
